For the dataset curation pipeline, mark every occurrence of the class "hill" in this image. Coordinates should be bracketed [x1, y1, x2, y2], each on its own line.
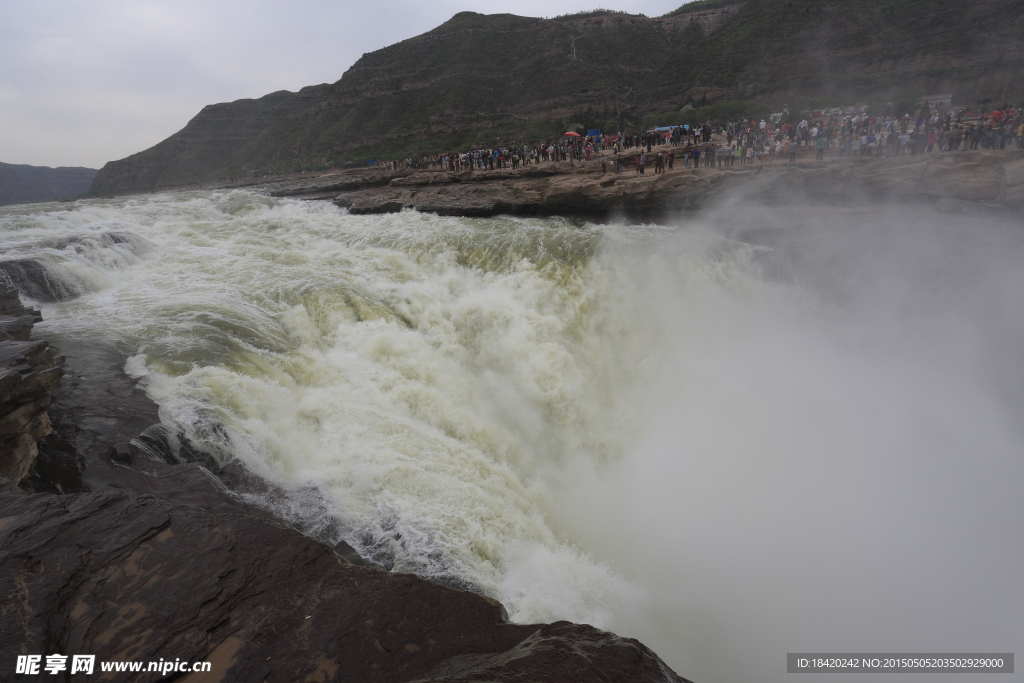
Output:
[89, 0, 1024, 195]
[0, 162, 98, 206]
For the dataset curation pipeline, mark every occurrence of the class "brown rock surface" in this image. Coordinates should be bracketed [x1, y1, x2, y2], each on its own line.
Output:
[279, 148, 1024, 218]
[0, 481, 689, 683]
[26, 340, 162, 496]
[262, 168, 409, 197]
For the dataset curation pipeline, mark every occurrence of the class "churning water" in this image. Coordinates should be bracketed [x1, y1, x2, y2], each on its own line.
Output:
[2, 190, 1021, 682]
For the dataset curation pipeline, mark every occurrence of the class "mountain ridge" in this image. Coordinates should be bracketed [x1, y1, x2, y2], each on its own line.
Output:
[89, 0, 1024, 195]
[0, 162, 97, 206]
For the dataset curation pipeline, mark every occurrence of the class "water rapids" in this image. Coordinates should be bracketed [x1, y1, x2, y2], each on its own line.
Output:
[2, 190, 1020, 682]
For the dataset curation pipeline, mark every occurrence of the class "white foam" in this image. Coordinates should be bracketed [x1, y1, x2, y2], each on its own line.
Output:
[5, 191, 1021, 682]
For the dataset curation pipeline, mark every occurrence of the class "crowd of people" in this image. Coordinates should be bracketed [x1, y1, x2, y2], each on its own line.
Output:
[624, 106, 1024, 169]
[706, 107, 1024, 162]
[393, 140, 596, 173]
[371, 105, 1023, 176]
[374, 124, 713, 173]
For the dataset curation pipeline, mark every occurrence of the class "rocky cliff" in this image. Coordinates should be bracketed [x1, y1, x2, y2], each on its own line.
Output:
[0, 281, 64, 486]
[89, 0, 1024, 194]
[240, 147, 1024, 218]
[0, 461, 689, 682]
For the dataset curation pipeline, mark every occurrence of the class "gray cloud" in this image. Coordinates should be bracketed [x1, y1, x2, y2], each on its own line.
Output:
[1, 0, 687, 169]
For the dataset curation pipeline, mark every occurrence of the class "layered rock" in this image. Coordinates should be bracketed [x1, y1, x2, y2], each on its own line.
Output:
[26, 340, 160, 496]
[0, 282, 41, 342]
[0, 281, 64, 487]
[261, 148, 1024, 218]
[260, 167, 409, 199]
[0, 473, 689, 683]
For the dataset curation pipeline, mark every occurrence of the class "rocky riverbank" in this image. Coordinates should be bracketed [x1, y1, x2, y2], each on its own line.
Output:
[0, 281, 64, 486]
[0, 285, 691, 681]
[1, 471, 687, 683]
[239, 147, 1024, 218]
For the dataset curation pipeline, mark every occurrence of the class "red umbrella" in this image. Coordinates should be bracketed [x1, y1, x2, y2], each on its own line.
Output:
[564, 131, 581, 137]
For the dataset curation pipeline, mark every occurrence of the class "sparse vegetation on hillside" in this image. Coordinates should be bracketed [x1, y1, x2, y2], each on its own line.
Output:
[90, 0, 1024, 194]
[661, 0, 744, 17]
[550, 8, 631, 19]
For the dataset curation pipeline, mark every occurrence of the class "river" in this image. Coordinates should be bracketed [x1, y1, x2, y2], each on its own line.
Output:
[2, 189, 1021, 682]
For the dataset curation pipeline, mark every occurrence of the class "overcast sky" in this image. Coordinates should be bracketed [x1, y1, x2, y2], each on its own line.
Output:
[2, 0, 690, 169]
